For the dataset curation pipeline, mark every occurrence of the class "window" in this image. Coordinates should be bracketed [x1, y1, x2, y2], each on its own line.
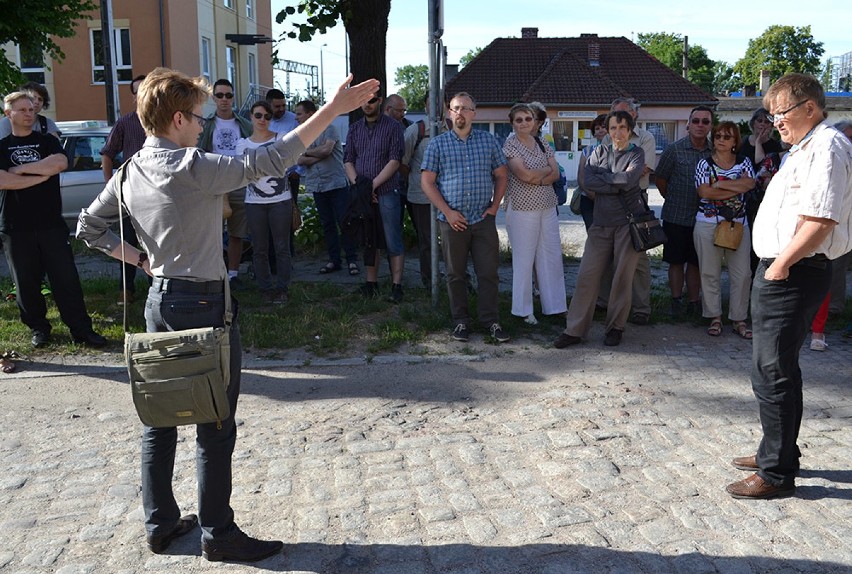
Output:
[18, 43, 45, 84]
[643, 121, 675, 153]
[248, 53, 256, 91]
[246, 0, 254, 19]
[551, 121, 575, 152]
[492, 122, 513, 146]
[201, 37, 212, 83]
[225, 46, 236, 87]
[91, 28, 133, 83]
[224, 0, 233, 9]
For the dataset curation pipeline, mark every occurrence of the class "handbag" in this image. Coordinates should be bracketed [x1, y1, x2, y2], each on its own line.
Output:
[291, 200, 302, 232]
[713, 219, 744, 250]
[569, 187, 583, 215]
[618, 192, 667, 252]
[533, 136, 567, 204]
[117, 161, 232, 428]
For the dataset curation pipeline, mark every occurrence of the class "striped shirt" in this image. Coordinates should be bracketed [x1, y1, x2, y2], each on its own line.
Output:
[656, 136, 712, 226]
[421, 129, 508, 225]
[343, 114, 404, 196]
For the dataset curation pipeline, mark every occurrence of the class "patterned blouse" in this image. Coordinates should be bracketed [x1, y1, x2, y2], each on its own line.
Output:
[503, 133, 558, 211]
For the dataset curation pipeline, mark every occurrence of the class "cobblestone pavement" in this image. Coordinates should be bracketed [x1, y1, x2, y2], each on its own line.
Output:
[1, 190, 851, 573]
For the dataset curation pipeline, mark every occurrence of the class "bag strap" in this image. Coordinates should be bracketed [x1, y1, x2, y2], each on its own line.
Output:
[533, 136, 546, 154]
[116, 160, 231, 333]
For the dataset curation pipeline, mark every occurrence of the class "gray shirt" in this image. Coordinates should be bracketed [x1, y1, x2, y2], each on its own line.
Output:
[583, 144, 645, 227]
[0, 115, 60, 139]
[77, 134, 305, 282]
[402, 120, 430, 204]
[301, 124, 347, 194]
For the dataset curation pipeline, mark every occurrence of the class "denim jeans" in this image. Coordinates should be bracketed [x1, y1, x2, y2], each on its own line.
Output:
[142, 285, 242, 542]
[245, 200, 291, 292]
[377, 189, 404, 256]
[750, 258, 831, 486]
[313, 186, 357, 265]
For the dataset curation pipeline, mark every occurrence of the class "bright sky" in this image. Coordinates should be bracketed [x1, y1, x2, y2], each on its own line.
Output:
[270, 0, 851, 101]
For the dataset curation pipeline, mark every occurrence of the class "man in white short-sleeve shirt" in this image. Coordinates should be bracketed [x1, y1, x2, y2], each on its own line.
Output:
[726, 73, 852, 500]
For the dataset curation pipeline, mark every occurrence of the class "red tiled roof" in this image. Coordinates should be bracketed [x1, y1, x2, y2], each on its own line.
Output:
[446, 35, 717, 107]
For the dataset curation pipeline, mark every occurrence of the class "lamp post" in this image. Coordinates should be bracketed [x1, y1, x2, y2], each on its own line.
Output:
[320, 43, 327, 103]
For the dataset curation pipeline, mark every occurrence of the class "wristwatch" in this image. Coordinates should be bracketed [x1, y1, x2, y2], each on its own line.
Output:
[137, 252, 148, 268]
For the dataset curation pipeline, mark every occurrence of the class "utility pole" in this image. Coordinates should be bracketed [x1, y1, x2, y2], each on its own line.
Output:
[682, 35, 689, 80]
[427, 0, 444, 306]
[100, 0, 120, 124]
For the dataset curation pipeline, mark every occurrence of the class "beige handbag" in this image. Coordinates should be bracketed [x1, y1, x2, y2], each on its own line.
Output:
[713, 220, 744, 250]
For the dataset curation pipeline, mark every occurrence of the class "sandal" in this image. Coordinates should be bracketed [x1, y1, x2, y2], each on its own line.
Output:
[1, 351, 19, 374]
[348, 262, 360, 276]
[707, 319, 723, 337]
[732, 321, 753, 340]
[318, 262, 341, 274]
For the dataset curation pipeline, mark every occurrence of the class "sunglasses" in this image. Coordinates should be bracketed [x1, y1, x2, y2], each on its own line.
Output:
[690, 117, 711, 125]
[366, 96, 380, 105]
[253, 112, 272, 120]
[214, 92, 234, 99]
[513, 116, 534, 124]
[713, 133, 734, 140]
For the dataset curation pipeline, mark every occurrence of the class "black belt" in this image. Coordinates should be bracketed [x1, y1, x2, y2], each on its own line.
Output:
[152, 277, 224, 294]
[761, 254, 829, 271]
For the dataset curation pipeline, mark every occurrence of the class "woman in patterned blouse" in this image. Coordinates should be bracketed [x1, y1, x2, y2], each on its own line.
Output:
[502, 103, 567, 325]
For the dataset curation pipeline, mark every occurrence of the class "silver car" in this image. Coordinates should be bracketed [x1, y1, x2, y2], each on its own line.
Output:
[57, 121, 121, 230]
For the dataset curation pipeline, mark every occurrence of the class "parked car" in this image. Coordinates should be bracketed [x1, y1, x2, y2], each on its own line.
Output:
[56, 121, 121, 231]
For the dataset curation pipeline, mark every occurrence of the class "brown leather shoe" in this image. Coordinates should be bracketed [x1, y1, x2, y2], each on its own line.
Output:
[731, 454, 758, 471]
[726, 473, 795, 499]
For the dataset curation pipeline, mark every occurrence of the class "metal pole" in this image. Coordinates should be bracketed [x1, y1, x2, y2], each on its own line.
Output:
[100, 0, 120, 123]
[682, 35, 689, 79]
[427, 0, 444, 307]
[320, 44, 326, 103]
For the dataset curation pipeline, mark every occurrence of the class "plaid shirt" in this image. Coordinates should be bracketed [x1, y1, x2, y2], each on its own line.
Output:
[100, 111, 146, 161]
[344, 114, 404, 196]
[421, 129, 508, 225]
[655, 136, 712, 226]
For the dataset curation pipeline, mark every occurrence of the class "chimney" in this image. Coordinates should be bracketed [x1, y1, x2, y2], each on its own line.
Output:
[588, 41, 600, 67]
[759, 70, 771, 94]
[521, 27, 538, 38]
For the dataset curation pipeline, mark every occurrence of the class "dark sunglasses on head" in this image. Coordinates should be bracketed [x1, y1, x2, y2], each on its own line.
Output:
[366, 96, 380, 105]
[214, 92, 234, 99]
[690, 117, 711, 125]
[253, 112, 272, 120]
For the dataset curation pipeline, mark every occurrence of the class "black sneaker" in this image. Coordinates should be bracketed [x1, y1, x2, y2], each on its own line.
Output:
[72, 331, 108, 347]
[489, 323, 510, 343]
[201, 528, 283, 562]
[359, 282, 379, 299]
[389, 283, 403, 304]
[229, 276, 244, 291]
[554, 333, 581, 348]
[452, 323, 469, 342]
[31, 330, 51, 348]
[628, 313, 650, 326]
[604, 329, 623, 346]
[670, 297, 683, 319]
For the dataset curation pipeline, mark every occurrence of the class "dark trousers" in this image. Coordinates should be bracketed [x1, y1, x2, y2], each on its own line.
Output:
[246, 200, 292, 292]
[408, 202, 433, 287]
[1, 227, 93, 337]
[142, 283, 241, 542]
[314, 186, 357, 265]
[439, 216, 500, 327]
[580, 195, 595, 231]
[751, 258, 831, 486]
[119, 216, 140, 293]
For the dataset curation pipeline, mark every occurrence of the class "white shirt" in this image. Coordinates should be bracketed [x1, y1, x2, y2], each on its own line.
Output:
[235, 135, 291, 204]
[212, 117, 240, 156]
[753, 122, 852, 260]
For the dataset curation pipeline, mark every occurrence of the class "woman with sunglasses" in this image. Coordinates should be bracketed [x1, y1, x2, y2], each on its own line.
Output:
[502, 103, 566, 325]
[694, 121, 755, 338]
[235, 101, 293, 303]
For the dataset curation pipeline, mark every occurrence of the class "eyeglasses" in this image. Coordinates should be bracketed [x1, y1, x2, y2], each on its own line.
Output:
[184, 111, 207, 128]
[450, 105, 475, 114]
[214, 92, 234, 100]
[253, 112, 272, 120]
[513, 116, 534, 124]
[767, 100, 808, 124]
[366, 97, 380, 105]
[690, 117, 711, 125]
[713, 133, 734, 140]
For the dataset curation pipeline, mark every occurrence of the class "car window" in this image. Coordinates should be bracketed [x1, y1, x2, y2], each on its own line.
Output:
[69, 136, 108, 172]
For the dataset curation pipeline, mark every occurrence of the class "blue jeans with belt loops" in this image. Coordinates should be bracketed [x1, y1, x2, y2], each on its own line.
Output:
[141, 285, 242, 542]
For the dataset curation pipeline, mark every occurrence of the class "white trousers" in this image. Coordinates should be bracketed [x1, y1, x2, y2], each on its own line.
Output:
[693, 220, 752, 321]
[506, 205, 567, 317]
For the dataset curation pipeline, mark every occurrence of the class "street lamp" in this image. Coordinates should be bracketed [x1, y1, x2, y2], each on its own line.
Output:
[320, 43, 327, 104]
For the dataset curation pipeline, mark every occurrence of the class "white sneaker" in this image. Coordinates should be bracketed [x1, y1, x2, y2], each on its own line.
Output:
[524, 314, 538, 325]
[809, 336, 828, 351]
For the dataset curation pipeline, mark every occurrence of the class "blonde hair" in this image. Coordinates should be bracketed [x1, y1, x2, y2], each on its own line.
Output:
[3, 91, 33, 111]
[137, 67, 210, 136]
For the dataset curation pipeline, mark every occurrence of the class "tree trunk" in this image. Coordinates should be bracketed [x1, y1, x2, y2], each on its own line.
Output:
[344, 0, 390, 121]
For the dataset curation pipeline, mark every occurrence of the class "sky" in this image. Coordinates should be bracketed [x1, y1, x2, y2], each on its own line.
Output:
[270, 0, 852, 100]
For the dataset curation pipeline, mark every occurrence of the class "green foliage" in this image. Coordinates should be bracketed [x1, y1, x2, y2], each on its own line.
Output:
[733, 25, 824, 86]
[820, 58, 833, 89]
[713, 61, 741, 95]
[0, 0, 96, 93]
[394, 64, 428, 111]
[636, 32, 716, 94]
[459, 47, 483, 68]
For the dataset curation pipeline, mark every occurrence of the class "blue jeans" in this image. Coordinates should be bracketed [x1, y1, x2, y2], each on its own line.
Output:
[314, 186, 357, 265]
[377, 189, 404, 256]
[142, 284, 242, 542]
[245, 200, 292, 291]
[750, 257, 831, 486]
